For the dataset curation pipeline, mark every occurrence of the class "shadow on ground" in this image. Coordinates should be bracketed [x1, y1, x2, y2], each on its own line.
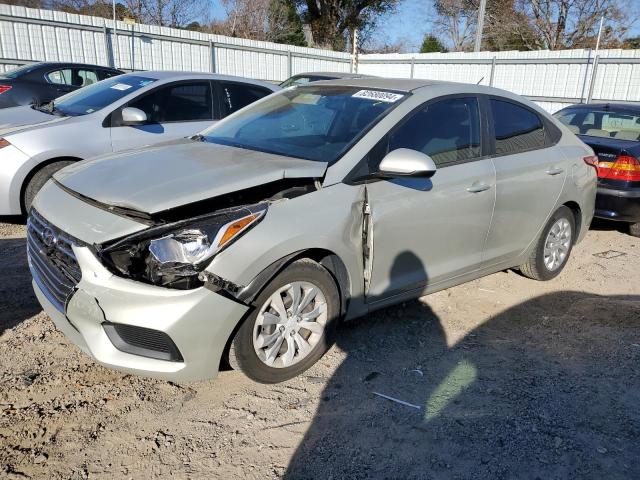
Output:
[286, 291, 640, 479]
[0, 238, 41, 334]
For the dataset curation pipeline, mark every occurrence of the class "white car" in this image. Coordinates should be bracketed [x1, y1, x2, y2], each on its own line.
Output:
[0, 71, 278, 214]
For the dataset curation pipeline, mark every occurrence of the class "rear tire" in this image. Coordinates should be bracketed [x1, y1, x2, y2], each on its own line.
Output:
[630, 222, 640, 237]
[520, 206, 575, 281]
[23, 161, 74, 213]
[228, 259, 340, 383]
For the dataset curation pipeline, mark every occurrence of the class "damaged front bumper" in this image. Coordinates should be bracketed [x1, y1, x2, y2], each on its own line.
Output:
[33, 245, 249, 382]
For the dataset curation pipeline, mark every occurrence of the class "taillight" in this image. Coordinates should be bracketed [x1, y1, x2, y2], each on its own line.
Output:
[0, 138, 9, 149]
[0, 85, 12, 94]
[598, 155, 640, 182]
[583, 155, 599, 175]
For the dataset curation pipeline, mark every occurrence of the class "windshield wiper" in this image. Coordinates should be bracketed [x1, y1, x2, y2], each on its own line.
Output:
[189, 134, 206, 142]
[32, 100, 65, 116]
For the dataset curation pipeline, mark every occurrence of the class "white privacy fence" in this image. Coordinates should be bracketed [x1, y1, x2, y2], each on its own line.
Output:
[359, 50, 640, 112]
[0, 4, 351, 81]
[0, 4, 639, 112]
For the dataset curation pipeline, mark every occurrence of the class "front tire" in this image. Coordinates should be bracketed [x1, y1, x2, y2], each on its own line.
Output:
[228, 259, 340, 383]
[520, 206, 575, 281]
[23, 161, 74, 212]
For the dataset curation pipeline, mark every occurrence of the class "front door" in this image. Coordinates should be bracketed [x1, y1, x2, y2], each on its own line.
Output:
[110, 81, 217, 151]
[366, 96, 496, 302]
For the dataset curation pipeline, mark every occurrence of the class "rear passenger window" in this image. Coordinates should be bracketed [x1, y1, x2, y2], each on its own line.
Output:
[491, 99, 545, 155]
[46, 69, 97, 87]
[46, 69, 73, 85]
[219, 82, 271, 117]
[389, 97, 481, 166]
[77, 69, 98, 86]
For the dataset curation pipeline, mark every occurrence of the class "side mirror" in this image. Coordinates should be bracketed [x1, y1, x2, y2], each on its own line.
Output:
[121, 107, 147, 125]
[378, 148, 437, 178]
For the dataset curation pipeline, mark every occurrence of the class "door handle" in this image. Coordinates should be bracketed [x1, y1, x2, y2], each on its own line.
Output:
[545, 167, 564, 176]
[466, 182, 491, 193]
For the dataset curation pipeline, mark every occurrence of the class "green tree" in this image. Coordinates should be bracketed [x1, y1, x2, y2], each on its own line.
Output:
[269, 0, 307, 47]
[622, 36, 640, 49]
[420, 34, 447, 53]
[292, 0, 399, 51]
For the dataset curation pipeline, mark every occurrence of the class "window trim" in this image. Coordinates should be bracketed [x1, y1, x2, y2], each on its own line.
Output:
[345, 93, 489, 184]
[213, 80, 274, 119]
[485, 94, 561, 158]
[106, 79, 218, 128]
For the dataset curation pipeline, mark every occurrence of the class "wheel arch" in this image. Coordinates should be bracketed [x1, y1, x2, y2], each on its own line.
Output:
[235, 248, 352, 318]
[20, 156, 82, 212]
[562, 201, 582, 244]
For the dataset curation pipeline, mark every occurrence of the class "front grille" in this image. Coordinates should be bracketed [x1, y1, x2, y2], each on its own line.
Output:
[27, 209, 82, 313]
[103, 322, 183, 362]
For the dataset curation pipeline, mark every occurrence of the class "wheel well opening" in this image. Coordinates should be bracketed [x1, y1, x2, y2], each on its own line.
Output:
[218, 248, 352, 372]
[20, 157, 82, 213]
[563, 201, 582, 243]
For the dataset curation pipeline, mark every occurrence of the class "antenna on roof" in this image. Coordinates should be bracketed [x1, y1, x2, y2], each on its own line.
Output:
[477, 77, 484, 85]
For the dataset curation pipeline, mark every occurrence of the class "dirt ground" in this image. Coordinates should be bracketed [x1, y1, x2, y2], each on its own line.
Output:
[1, 218, 639, 479]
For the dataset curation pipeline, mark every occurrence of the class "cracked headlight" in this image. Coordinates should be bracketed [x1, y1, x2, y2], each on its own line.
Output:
[100, 203, 266, 289]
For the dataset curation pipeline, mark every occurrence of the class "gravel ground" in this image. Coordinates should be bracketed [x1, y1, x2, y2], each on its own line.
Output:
[1, 218, 639, 479]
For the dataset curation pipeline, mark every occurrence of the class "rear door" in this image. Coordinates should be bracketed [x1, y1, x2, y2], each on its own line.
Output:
[110, 80, 216, 151]
[483, 97, 567, 266]
[366, 95, 496, 301]
[215, 81, 274, 117]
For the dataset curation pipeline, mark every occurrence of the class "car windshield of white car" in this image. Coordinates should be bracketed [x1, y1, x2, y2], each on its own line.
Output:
[52, 76, 157, 116]
[203, 85, 406, 163]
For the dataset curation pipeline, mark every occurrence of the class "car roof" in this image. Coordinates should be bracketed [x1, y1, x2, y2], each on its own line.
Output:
[29, 61, 122, 71]
[310, 77, 508, 94]
[292, 72, 376, 79]
[118, 71, 278, 90]
[558, 102, 640, 112]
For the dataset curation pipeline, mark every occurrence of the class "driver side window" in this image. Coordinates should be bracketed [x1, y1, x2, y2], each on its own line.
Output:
[389, 97, 481, 166]
[127, 81, 213, 124]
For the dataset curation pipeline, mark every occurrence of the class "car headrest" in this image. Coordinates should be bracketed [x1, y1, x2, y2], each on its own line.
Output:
[585, 128, 610, 138]
[614, 130, 640, 141]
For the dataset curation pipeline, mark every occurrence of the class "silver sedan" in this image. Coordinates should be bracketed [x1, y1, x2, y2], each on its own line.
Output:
[29, 78, 596, 383]
[0, 71, 278, 214]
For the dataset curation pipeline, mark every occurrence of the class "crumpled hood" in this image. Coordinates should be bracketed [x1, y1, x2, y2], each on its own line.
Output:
[0, 105, 71, 136]
[54, 140, 328, 214]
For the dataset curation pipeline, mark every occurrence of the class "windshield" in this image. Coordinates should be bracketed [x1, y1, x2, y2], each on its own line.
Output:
[554, 107, 640, 141]
[49, 75, 157, 116]
[1, 64, 40, 79]
[202, 86, 405, 163]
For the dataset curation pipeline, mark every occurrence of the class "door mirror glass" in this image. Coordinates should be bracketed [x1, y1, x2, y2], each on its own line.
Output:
[121, 107, 147, 125]
[378, 148, 437, 178]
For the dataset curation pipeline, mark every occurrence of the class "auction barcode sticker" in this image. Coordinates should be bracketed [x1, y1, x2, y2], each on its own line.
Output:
[352, 90, 404, 103]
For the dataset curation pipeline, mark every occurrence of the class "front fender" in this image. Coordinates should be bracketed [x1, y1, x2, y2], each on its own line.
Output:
[205, 183, 366, 317]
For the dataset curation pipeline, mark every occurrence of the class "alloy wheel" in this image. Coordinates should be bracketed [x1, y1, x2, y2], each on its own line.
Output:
[253, 281, 327, 368]
[543, 218, 572, 272]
